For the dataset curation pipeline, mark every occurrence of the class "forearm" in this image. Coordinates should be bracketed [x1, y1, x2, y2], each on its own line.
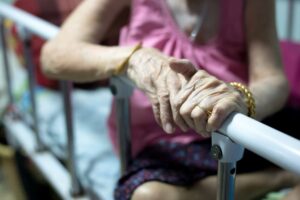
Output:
[41, 41, 136, 82]
[246, 0, 288, 120]
[249, 74, 289, 120]
[41, 0, 131, 82]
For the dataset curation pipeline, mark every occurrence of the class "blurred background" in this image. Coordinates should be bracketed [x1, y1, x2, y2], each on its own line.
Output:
[0, 0, 299, 200]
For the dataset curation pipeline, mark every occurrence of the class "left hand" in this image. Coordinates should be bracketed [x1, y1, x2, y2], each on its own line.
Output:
[170, 67, 248, 137]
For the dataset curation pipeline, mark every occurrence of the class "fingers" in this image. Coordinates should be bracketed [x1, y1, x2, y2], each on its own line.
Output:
[142, 57, 196, 134]
[176, 72, 217, 131]
[149, 60, 198, 134]
[167, 73, 189, 132]
[179, 100, 197, 129]
[175, 74, 247, 137]
[127, 51, 200, 133]
[188, 97, 235, 137]
[174, 83, 197, 129]
[191, 106, 210, 137]
[206, 100, 236, 133]
[157, 87, 175, 134]
[206, 92, 247, 132]
[148, 94, 162, 127]
[132, 53, 245, 136]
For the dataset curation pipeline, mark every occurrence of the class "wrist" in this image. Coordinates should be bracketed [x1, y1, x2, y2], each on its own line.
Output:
[113, 43, 142, 75]
[229, 82, 256, 118]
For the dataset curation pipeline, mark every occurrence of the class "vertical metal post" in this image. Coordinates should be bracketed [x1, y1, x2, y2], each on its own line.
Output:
[216, 162, 236, 200]
[115, 98, 132, 174]
[61, 81, 82, 196]
[287, 0, 295, 40]
[211, 132, 244, 200]
[0, 18, 14, 109]
[110, 77, 133, 174]
[19, 26, 44, 151]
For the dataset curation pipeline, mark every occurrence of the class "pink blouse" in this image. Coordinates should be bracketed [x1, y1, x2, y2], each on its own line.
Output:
[108, 0, 248, 157]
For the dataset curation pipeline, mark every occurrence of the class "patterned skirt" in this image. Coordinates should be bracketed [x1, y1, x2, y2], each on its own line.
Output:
[114, 139, 218, 200]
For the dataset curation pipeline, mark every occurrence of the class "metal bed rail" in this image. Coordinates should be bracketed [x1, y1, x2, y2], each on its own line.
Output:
[1, 2, 300, 200]
[0, 2, 83, 199]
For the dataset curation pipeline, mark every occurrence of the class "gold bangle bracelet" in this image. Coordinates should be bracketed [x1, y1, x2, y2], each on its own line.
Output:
[229, 82, 256, 117]
[114, 43, 142, 75]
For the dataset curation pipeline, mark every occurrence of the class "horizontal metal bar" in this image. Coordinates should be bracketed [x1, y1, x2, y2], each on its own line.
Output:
[220, 113, 300, 175]
[0, 2, 58, 40]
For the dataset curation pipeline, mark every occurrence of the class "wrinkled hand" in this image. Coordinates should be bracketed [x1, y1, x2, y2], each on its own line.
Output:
[171, 68, 248, 137]
[127, 47, 247, 137]
[126, 47, 196, 133]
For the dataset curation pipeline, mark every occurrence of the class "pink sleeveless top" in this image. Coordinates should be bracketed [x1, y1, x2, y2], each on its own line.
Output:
[108, 0, 248, 157]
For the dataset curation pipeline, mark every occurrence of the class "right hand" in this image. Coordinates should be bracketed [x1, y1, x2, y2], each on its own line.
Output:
[126, 47, 197, 133]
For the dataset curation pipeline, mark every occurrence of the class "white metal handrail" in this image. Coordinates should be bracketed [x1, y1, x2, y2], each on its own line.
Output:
[1, 2, 300, 200]
[0, 2, 58, 39]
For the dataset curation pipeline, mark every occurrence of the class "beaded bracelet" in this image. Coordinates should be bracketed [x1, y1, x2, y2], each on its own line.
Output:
[229, 82, 256, 118]
[114, 43, 142, 75]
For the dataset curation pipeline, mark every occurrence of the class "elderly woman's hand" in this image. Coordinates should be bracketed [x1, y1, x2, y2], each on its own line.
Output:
[171, 68, 248, 137]
[126, 47, 197, 133]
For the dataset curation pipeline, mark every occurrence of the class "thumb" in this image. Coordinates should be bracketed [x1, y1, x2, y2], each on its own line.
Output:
[169, 59, 197, 79]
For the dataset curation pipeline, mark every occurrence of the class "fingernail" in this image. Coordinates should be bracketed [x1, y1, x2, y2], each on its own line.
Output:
[165, 123, 174, 134]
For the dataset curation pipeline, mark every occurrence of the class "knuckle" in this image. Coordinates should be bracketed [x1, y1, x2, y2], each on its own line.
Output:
[199, 79, 216, 90]
[206, 78, 220, 88]
[173, 97, 183, 109]
[197, 69, 206, 76]
[179, 106, 189, 116]
[151, 97, 159, 105]
[191, 108, 202, 119]
[218, 83, 228, 92]
[157, 89, 169, 98]
[231, 91, 241, 100]
[214, 105, 226, 116]
[191, 112, 198, 119]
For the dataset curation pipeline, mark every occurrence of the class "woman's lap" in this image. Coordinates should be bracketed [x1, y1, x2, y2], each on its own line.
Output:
[115, 107, 300, 200]
[114, 139, 217, 200]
